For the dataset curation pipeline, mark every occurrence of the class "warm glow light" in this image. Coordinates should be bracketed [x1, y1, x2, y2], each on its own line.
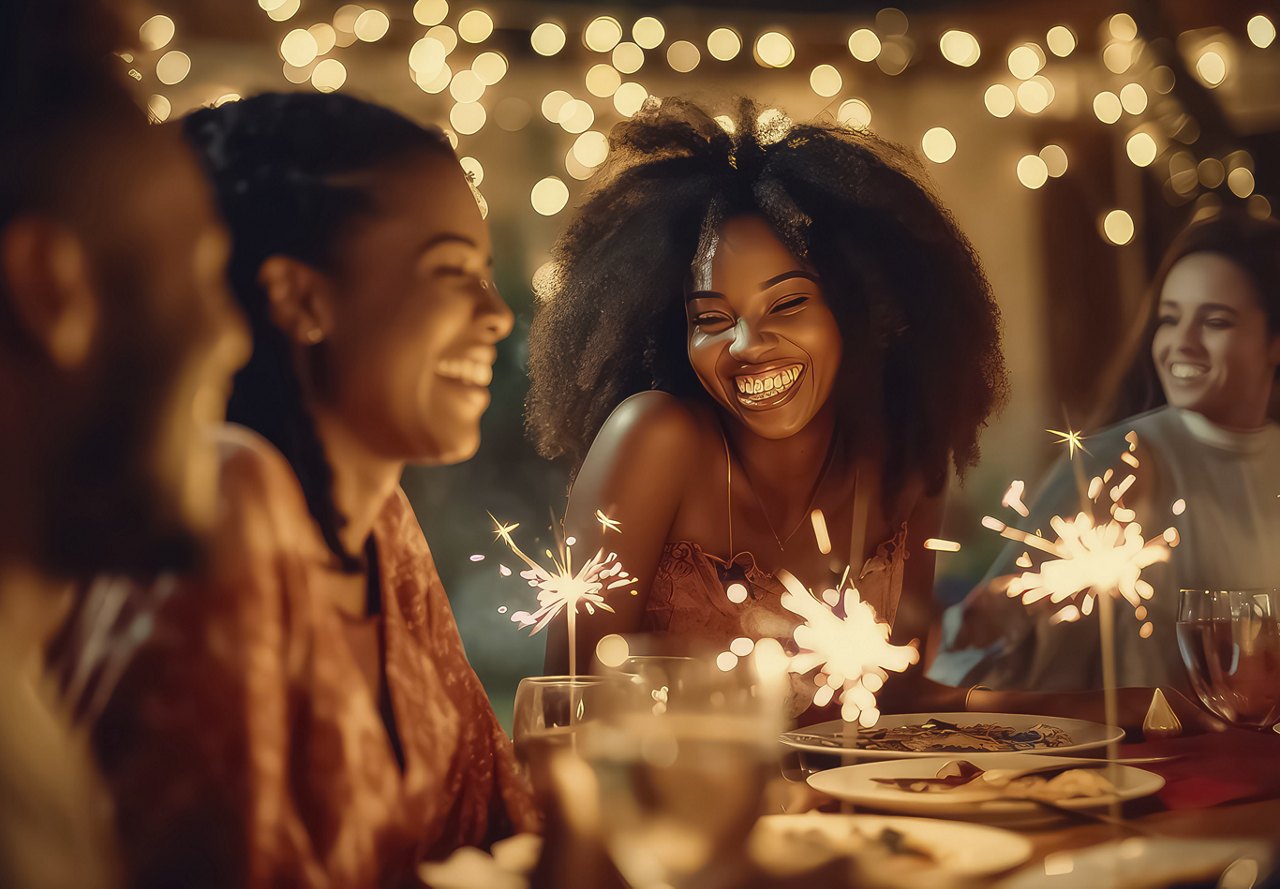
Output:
[1120, 82, 1148, 115]
[984, 83, 1015, 118]
[265, 0, 300, 22]
[757, 107, 790, 140]
[706, 27, 742, 61]
[1103, 41, 1134, 74]
[417, 61, 452, 94]
[1151, 65, 1176, 93]
[667, 40, 700, 73]
[410, 37, 447, 80]
[458, 9, 493, 43]
[1040, 144, 1068, 177]
[309, 23, 337, 55]
[876, 39, 910, 74]
[755, 31, 795, 68]
[449, 69, 485, 103]
[714, 115, 736, 134]
[566, 151, 594, 182]
[613, 81, 649, 117]
[450, 102, 486, 135]
[1093, 91, 1122, 124]
[472, 51, 507, 85]
[921, 127, 956, 163]
[633, 16, 665, 49]
[585, 64, 621, 97]
[280, 28, 319, 67]
[584, 16, 624, 53]
[1196, 50, 1227, 87]
[809, 64, 842, 97]
[1102, 209, 1135, 246]
[573, 130, 609, 167]
[1248, 15, 1277, 48]
[541, 89, 572, 122]
[1017, 78, 1051, 114]
[532, 176, 570, 215]
[333, 5, 363, 34]
[1248, 195, 1272, 219]
[414, 0, 448, 26]
[258, 0, 287, 10]
[1126, 132, 1158, 167]
[939, 29, 980, 67]
[557, 98, 594, 134]
[427, 25, 457, 54]
[354, 9, 390, 42]
[1017, 154, 1049, 189]
[596, 634, 630, 669]
[612, 41, 644, 73]
[1198, 158, 1225, 188]
[1228, 167, 1256, 198]
[495, 97, 532, 131]
[1109, 13, 1139, 41]
[848, 28, 882, 62]
[459, 155, 483, 185]
[531, 22, 566, 56]
[147, 94, 171, 122]
[1047, 25, 1076, 57]
[283, 63, 310, 84]
[837, 97, 872, 129]
[1008, 43, 1044, 79]
[139, 14, 175, 51]
[311, 58, 346, 92]
[155, 50, 191, 85]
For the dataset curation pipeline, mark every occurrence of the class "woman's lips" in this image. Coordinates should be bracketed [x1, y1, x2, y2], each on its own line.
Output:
[436, 358, 494, 387]
[731, 363, 805, 410]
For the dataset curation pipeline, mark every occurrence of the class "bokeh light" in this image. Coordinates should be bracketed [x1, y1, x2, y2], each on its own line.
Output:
[586, 64, 621, 97]
[410, 37, 447, 80]
[1195, 49, 1227, 87]
[633, 16, 665, 49]
[939, 30, 980, 67]
[613, 81, 649, 116]
[584, 16, 624, 52]
[848, 29, 882, 62]
[809, 64, 842, 96]
[1126, 131, 1158, 167]
[756, 31, 795, 68]
[139, 14, 175, 52]
[1109, 13, 1139, 41]
[531, 22, 566, 56]
[557, 98, 595, 134]
[707, 27, 742, 61]
[459, 155, 483, 186]
[573, 131, 610, 167]
[1101, 209, 1136, 246]
[1119, 82, 1148, 115]
[1198, 158, 1225, 188]
[1103, 41, 1134, 74]
[147, 94, 172, 122]
[1228, 167, 1255, 198]
[1093, 91, 1122, 124]
[311, 58, 347, 92]
[612, 41, 645, 74]
[449, 69, 485, 103]
[414, 0, 448, 26]
[531, 176, 570, 215]
[984, 83, 1015, 118]
[265, 0, 300, 22]
[1016, 78, 1051, 114]
[1008, 43, 1044, 79]
[1017, 154, 1049, 189]
[309, 23, 337, 55]
[458, 10, 493, 43]
[1039, 144, 1068, 177]
[427, 24, 458, 54]
[156, 50, 191, 85]
[837, 97, 872, 129]
[450, 101, 486, 135]
[280, 28, 319, 67]
[354, 9, 390, 42]
[921, 127, 956, 163]
[417, 61, 453, 94]
[1046, 25, 1076, 57]
[668, 41, 700, 73]
[1248, 15, 1276, 48]
[541, 89, 572, 121]
[473, 51, 507, 85]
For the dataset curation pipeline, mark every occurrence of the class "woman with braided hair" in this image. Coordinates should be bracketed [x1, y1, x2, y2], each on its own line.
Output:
[52, 92, 536, 888]
[529, 98, 1217, 731]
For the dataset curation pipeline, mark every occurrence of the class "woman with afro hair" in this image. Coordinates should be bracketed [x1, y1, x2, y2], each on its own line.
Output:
[527, 98, 1217, 729]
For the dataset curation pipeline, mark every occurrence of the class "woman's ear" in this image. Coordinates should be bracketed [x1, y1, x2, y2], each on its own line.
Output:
[258, 255, 334, 346]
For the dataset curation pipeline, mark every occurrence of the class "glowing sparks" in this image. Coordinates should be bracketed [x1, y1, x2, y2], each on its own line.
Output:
[985, 433, 1183, 629]
[777, 570, 919, 727]
[810, 508, 832, 555]
[596, 509, 622, 533]
[1047, 427, 1089, 460]
[1002, 480, 1030, 517]
[923, 538, 961, 552]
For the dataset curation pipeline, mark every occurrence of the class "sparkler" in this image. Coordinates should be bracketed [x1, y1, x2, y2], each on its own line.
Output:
[490, 512, 636, 677]
[776, 569, 919, 727]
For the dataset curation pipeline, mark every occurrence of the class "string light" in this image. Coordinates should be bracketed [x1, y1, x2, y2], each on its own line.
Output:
[472, 51, 507, 85]
[1119, 83, 1148, 115]
[585, 64, 621, 97]
[1017, 154, 1049, 189]
[984, 83, 1015, 118]
[584, 16, 624, 53]
[1109, 13, 1139, 41]
[139, 14, 175, 51]
[531, 22, 566, 56]
[1046, 25, 1076, 57]
[354, 9, 390, 42]
[1195, 49, 1227, 87]
[612, 41, 644, 74]
[311, 58, 346, 92]
[707, 27, 741, 61]
[656, 41, 695, 73]
[1101, 209, 1135, 246]
[633, 16, 665, 49]
[809, 64, 842, 96]
[458, 10, 493, 43]
[848, 28, 882, 62]
[1248, 15, 1276, 49]
[1126, 131, 1158, 167]
[449, 69, 485, 103]
[450, 101, 486, 135]
[280, 28, 319, 67]
[755, 31, 795, 68]
[939, 29, 980, 67]
[1093, 91, 1122, 124]
[1008, 43, 1044, 79]
[572, 131, 609, 167]
[531, 176, 570, 215]
[414, 0, 448, 27]
[921, 127, 956, 163]
[1017, 78, 1051, 114]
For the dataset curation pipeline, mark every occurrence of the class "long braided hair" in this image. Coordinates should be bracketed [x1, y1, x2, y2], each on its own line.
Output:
[182, 92, 453, 569]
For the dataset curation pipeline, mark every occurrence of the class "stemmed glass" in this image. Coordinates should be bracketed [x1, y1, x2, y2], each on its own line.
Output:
[1177, 589, 1280, 730]
[512, 675, 611, 778]
[582, 647, 789, 889]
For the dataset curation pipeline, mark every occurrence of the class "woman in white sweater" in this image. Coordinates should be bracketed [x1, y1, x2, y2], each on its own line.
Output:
[931, 211, 1280, 692]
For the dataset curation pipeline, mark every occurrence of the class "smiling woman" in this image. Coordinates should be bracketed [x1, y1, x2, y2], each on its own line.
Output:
[526, 97, 1007, 718]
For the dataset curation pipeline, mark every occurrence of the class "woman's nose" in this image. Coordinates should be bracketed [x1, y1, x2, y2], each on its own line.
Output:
[477, 279, 514, 343]
[727, 318, 775, 364]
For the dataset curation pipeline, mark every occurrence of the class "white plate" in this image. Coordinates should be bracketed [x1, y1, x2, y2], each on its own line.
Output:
[781, 712, 1124, 760]
[751, 812, 1032, 878]
[807, 753, 1165, 825]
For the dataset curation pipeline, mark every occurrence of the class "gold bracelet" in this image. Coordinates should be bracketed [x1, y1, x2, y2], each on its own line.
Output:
[965, 684, 992, 710]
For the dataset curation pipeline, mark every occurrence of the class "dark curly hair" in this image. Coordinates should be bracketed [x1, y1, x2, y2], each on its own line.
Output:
[1101, 210, 1280, 426]
[527, 97, 1007, 503]
[182, 92, 453, 569]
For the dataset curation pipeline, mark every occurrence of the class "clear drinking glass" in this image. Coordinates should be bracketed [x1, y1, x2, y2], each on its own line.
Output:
[1176, 589, 1280, 730]
[512, 675, 610, 776]
[583, 647, 788, 889]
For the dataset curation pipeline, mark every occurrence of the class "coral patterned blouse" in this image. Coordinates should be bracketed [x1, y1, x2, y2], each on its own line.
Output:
[49, 425, 537, 889]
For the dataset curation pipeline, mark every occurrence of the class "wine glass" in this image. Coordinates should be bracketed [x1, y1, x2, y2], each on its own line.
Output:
[512, 675, 610, 779]
[1177, 589, 1280, 730]
[583, 645, 788, 889]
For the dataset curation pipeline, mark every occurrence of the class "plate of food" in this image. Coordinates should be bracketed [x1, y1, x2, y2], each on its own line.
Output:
[781, 712, 1123, 759]
[750, 812, 1033, 878]
[807, 753, 1165, 824]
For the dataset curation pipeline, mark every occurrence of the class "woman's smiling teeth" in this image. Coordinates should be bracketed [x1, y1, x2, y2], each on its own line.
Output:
[733, 364, 802, 405]
[1169, 362, 1209, 380]
[437, 358, 493, 387]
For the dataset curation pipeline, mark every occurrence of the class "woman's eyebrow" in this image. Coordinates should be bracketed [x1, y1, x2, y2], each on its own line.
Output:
[758, 270, 820, 289]
[685, 290, 726, 303]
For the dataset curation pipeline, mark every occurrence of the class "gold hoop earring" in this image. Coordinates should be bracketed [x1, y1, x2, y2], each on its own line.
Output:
[303, 327, 325, 345]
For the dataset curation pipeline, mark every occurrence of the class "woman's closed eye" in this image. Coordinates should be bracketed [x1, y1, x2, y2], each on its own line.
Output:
[770, 294, 811, 314]
[692, 312, 733, 331]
